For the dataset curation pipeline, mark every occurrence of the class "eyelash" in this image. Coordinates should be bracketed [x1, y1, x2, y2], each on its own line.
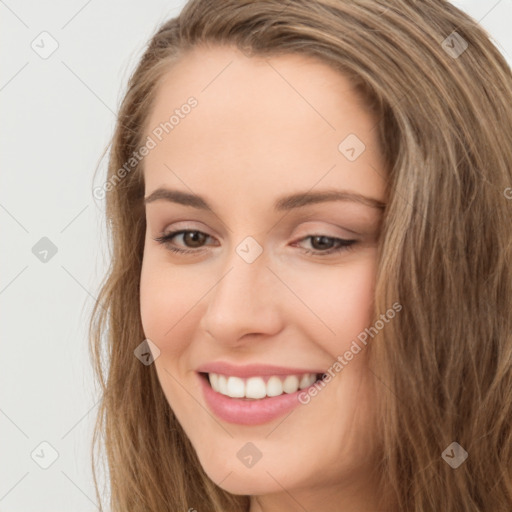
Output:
[153, 229, 357, 256]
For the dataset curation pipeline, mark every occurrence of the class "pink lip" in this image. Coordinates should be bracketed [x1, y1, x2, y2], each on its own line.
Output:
[196, 361, 324, 378]
[197, 372, 322, 426]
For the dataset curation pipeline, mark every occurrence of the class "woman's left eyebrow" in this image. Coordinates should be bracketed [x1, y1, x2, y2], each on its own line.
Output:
[273, 189, 386, 211]
[144, 187, 386, 213]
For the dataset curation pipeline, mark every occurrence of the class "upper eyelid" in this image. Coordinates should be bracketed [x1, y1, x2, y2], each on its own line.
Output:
[157, 219, 365, 237]
[162, 226, 354, 237]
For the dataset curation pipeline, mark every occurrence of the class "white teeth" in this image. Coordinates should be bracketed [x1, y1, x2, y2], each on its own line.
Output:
[299, 373, 313, 389]
[226, 376, 245, 398]
[217, 374, 228, 395]
[266, 376, 283, 397]
[283, 375, 300, 393]
[245, 377, 267, 399]
[209, 373, 219, 390]
[207, 372, 318, 399]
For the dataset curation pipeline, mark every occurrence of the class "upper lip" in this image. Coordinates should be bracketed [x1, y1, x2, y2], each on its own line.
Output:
[196, 361, 325, 378]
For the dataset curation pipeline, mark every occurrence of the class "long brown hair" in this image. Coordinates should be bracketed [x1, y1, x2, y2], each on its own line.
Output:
[89, 1, 512, 510]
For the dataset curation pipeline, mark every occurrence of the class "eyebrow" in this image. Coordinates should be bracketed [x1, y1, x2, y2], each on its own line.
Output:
[144, 187, 386, 211]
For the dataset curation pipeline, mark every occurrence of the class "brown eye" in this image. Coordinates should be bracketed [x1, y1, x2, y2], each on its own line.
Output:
[153, 229, 213, 254]
[180, 231, 208, 248]
[310, 235, 336, 251]
[295, 235, 357, 256]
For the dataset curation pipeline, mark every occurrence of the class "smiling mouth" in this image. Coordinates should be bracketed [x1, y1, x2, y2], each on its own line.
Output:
[199, 372, 325, 400]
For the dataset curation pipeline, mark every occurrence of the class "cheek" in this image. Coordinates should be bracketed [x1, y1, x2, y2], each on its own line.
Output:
[334, 258, 376, 335]
[290, 254, 378, 351]
[139, 254, 193, 355]
[139, 257, 201, 417]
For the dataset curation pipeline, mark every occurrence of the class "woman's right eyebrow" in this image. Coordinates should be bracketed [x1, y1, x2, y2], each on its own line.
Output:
[144, 187, 387, 213]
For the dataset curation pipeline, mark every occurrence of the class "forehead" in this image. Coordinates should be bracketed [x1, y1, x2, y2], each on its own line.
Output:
[143, 45, 385, 203]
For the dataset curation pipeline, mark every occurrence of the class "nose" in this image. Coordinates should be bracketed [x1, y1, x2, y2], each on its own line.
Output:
[199, 249, 284, 346]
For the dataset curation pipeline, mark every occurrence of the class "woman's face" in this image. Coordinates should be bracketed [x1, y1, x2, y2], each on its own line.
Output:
[140, 45, 388, 510]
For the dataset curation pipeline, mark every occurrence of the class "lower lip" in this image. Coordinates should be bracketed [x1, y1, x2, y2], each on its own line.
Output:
[198, 373, 312, 425]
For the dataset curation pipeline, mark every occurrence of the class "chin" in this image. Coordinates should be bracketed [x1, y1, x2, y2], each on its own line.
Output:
[198, 444, 315, 497]
[205, 465, 284, 496]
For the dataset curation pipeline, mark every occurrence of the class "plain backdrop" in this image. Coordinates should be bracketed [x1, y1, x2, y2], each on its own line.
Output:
[1, 1, 511, 510]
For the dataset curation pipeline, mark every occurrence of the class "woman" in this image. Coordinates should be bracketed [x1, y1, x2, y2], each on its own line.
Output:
[89, 1, 512, 510]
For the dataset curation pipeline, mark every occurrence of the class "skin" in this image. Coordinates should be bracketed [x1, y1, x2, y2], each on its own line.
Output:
[139, 44, 391, 511]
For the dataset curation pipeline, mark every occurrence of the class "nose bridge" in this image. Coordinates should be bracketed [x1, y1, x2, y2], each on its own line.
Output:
[213, 243, 272, 314]
[201, 241, 282, 340]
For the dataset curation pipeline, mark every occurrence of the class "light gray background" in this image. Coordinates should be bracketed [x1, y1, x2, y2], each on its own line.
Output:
[1, 1, 511, 510]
